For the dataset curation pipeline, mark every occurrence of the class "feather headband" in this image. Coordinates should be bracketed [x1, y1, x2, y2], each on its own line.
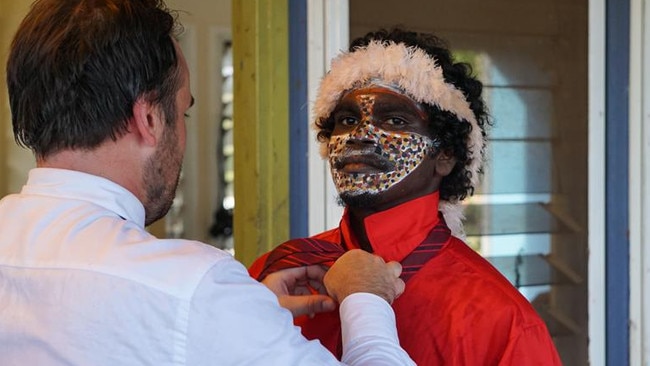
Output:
[312, 40, 486, 238]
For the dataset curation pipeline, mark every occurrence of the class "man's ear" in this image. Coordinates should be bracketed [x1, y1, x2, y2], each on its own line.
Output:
[131, 97, 164, 147]
[434, 149, 457, 177]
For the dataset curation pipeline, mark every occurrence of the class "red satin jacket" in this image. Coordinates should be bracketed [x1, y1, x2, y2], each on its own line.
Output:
[250, 193, 562, 365]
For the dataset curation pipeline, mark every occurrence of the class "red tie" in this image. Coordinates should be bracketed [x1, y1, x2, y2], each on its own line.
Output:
[256, 237, 345, 281]
[255, 214, 450, 282]
[400, 214, 450, 281]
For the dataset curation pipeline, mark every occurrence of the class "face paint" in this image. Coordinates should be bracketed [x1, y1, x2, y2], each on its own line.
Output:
[328, 114, 438, 197]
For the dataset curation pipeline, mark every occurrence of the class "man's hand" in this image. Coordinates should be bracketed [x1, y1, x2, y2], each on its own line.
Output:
[324, 249, 405, 304]
[262, 265, 337, 318]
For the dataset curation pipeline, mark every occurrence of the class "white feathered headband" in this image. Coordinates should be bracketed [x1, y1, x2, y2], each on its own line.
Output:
[312, 40, 486, 238]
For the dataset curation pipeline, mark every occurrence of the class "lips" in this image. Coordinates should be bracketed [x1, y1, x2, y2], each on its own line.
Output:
[332, 155, 395, 173]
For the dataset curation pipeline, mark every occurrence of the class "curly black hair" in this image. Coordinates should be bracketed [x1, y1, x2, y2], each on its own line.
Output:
[315, 28, 490, 201]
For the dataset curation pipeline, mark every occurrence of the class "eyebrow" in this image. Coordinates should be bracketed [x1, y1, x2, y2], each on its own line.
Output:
[333, 99, 361, 113]
[372, 97, 429, 120]
[189, 96, 195, 108]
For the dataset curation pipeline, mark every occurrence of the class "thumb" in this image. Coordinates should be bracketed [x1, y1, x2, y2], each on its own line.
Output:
[278, 294, 337, 318]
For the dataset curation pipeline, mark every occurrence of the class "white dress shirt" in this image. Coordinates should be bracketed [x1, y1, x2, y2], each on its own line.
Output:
[0, 168, 414, 366]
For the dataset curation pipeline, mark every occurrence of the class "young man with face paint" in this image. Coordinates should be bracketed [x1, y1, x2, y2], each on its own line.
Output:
[250, 29, 562, 365]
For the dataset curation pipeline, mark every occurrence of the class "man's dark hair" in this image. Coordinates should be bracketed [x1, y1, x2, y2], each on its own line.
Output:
[7, 0, 182, 159]
[316, 28, 490, 201]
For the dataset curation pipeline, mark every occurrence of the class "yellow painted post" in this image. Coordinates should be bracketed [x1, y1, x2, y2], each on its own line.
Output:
[1, 0, 12, 198]
[0, 0, 32, 197]
[232, 0, 289, 266]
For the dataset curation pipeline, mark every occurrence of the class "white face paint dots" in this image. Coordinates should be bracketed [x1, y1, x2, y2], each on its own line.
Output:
[328, 123, 436, 196]
[327, 91, 438, 196]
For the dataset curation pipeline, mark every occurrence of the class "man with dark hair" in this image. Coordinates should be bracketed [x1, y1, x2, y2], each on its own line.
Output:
[251, 29, 562, 365]
[0, 1, 416, 365]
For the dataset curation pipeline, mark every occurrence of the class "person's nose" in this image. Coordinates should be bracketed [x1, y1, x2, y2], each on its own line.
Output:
[346, 121, 377, 146]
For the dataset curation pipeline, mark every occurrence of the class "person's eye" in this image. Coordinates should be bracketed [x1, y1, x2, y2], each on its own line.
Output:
[184, 113, 191, 118]
[385, 117, 407, 126]
[338, 116, 358, 126]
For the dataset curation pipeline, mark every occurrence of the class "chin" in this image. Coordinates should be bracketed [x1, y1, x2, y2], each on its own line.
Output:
[144, 196, 174, 227]
[338, 191, 380, 208]
[143, 175, 180, 227]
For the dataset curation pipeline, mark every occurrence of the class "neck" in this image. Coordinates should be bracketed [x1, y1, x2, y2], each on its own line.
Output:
[37, 138, 147, 204]
[346, 209, 373, 252]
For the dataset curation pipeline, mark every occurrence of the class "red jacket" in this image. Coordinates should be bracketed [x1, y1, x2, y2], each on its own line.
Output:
[250, 193, 562, 365]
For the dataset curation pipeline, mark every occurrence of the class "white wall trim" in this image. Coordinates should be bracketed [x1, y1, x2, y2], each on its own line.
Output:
[307, 0, 348, 235]
[588, 0, 606, 365]
[642, 0, 650, 355]
[629, 0, 650, 364]
[642, 1, 650, 361]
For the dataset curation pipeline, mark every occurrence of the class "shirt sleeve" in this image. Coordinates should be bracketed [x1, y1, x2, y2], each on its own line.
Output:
[185, 256, 415, 366]
[340, 293, 416, 366]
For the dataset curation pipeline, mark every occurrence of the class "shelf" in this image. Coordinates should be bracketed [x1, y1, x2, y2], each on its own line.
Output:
[529, 293, 583, 337]
[464, 202, 569, 236]
[486, 253, 583, 288]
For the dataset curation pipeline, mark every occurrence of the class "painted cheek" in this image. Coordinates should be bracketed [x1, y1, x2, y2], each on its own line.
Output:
[329, 130, 435, 196]
[327, 135, 347, 160]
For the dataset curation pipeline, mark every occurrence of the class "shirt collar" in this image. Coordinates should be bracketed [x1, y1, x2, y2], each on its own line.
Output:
[21, 168, 146, 227]
[340, 192, 440, 262]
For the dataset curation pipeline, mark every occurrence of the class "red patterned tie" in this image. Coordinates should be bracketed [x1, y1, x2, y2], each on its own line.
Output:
[255, 214, 450, 282]
[400, 214, 450, 281]
[256, 237, 345, 281]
